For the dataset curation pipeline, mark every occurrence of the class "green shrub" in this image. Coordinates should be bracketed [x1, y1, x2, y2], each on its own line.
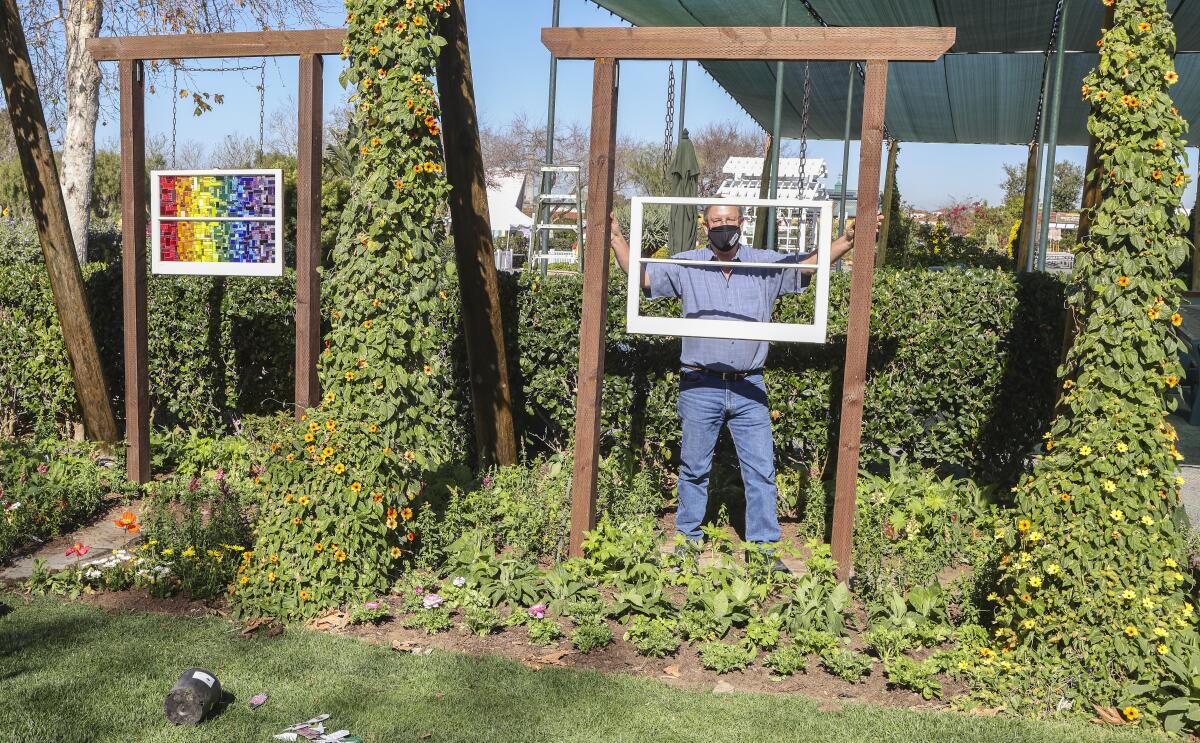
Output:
[461, 605, 503, 637]
[791, 629, 839, 656]
[526, 617, 564, 646]
[698, 641, 756, 674]
[765, 643, 809, 676]
[571, 619, 614, 653]
[854, 458, 996, 603]
[819, 646, 873, 683]
[884, 656, 943, 699]
[0, 439, 129, 561]
[624, 616, 680, 658]
[402, 607, 454, 634]
[863, 626, 914, 662]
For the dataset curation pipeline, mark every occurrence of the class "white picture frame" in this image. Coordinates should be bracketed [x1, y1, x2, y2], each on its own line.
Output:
[626, 196, 833, 343]
[150, 169, 285, 277]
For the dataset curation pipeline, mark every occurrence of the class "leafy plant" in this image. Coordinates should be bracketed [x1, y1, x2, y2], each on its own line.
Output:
[884, 657, 943, 700]
[526, 617, 564, 646]
[347, 600, 392, 625]
[677, 608, 725, 642]
[403, 607, 454, 635]
[819, 647, 873, 683]
[791, 629, 839, 656]
[769, 552, 851, 637]
[610, 580, 675, 619]
[461, 606, 503, 637]
[863, 626, 913, 662]
[571, 620, 614, 654]
[1124, 635, 1200, 735]
[742, 614, 783, 651]
[624, 616, 680, 658]
[765, 643, 809, 676]
[699, 642, 756, 674]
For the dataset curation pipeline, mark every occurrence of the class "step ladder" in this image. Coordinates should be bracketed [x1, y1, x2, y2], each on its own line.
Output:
[531, 164, 584, 275]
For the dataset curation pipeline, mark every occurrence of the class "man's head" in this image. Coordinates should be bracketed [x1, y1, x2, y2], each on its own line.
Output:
[702, 204, 745, 252]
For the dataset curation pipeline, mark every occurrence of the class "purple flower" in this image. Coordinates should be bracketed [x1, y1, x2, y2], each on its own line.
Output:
[36, 464, 48, 475]
[414, 585, 424, 595]
[422, 593, 444, 610]
[364, 601, 380, 610]
[528, 604, 547, 620]
[483, 475, 494, 488]
[214, 468, 226, 483]
[452, 576, 466, 587]
[187, 477, 201, 492]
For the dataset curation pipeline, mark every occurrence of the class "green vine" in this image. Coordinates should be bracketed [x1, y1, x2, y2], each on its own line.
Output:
[990, 0, 1195, 709]
[233, 0, 455, 619]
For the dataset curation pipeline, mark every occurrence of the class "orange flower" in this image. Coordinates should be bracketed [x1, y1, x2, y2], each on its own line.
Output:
[424, 115, 437, 127]
[407, 531, 416, 542]
[1138, 21, 1151, 32]
[1166, 71, 1179, 84]
[292, 517, 301, 525]
[388, 507, 398, 519]
[1172, 313, 1183, 326]
[1175, 173, 1187, 187]
[351, 482, 363, 492]
[1152, 170, 1163, 180]
[413, 15, 425, 26]
[372, 491, 384, 502]
[300, 590, 311, 601]
[429, 125, 440, 136]
[1117, 276, 1130, 287]
[394, 179, 405, 189]
[113, 511, 141, 534]
[335, 550, 347, 563]
[401, 507, 413, 521]
[314, 542, 324, 552]
[363, 320, 373, 329]
[1059, 492, 1071, 502]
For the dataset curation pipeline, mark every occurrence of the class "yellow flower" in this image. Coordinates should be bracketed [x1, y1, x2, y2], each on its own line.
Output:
[322, 447, 335, 458]
[1028, 576, 1043, 588]
[1122, 589, 1137, 600]
[1172, 313, 1183, 326]
[1045, 563, 1060, 575]
[1153, 138, 1165, 150]
[335, 550, 347, 562]
[182, 546, 196, 558]
[304, 433, 315, 443]
[1102, 480, 1116, 493]
[1166, 71, 1179, 84]
[405, 450, 416, 462]
[345, 371, 355, 381]
[334, 463, 346, 475]
[1110, 509, 1125, 521]
[298, 496, 310, 507]
[286, 453, 296, 462]
[351, 482, 363, 493]
[1141, 515, 1155, 526]
[239, 575, 249, 585]
[1116, 276, 1130, 288]
[268, 571, 277, 583]
[1125, 625, 1139, 637]
[1115, 442, 1128, 453]
[1020, 618, 1037, 630]
[401, 507, 413, 520]
[1017, 519, 1031, 532]
[1059, 492, 1071, 502]
[386, 516, 398, 529]
[1167, 375, 1180, 388]
[1165, 557, 1178, 568]
[1138, 21, 1151, 32]
[300, 590, 311, 601]
[1158, 644, 1170, 655]
[390, 546, 402, 558]
[369, 424, 378, 433]
[292, 517, 301, 525]
[314, 542, 324, 552]
[1155, 627, 1169, 638]
[1079, 445, 1092, 456]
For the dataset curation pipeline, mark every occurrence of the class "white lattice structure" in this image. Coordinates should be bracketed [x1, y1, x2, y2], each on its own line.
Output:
[715, 157, 829, 252]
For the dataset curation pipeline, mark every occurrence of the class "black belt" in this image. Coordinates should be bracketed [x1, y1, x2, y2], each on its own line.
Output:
[683, 364, 763, 381]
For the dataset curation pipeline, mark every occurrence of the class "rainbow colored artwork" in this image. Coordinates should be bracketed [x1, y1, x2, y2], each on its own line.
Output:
[152, 170, 283, 276]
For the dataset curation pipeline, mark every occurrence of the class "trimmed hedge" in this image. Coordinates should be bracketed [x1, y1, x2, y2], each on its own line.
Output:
[1, 260, 1063, 481]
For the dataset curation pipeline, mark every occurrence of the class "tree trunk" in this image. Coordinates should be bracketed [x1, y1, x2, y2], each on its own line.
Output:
[0, 0, 118, 442]
[437, 0, 518, 468]
[1014, 141, 1039, 272]
[875, 138, 899, 268]
[60, 0, 103, 263]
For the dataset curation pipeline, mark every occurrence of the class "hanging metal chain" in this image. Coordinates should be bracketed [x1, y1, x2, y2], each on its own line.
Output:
[171, 65, 178, 168]
[797, 62, 812, 186]
[1032, 0, 1066, 142]
[258, 61, 267, 162]
[662, 62, 676, 181]
[796, 0, 890, 140]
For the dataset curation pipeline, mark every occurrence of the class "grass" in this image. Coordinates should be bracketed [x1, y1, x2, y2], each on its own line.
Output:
[0, 594, 1162, 743]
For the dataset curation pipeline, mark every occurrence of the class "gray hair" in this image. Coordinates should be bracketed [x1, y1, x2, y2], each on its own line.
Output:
[703, 203, 745, 220]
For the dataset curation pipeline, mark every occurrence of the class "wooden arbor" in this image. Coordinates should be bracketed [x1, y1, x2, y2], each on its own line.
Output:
[87, 30, 343, 482]
[546, 26, 956, 580]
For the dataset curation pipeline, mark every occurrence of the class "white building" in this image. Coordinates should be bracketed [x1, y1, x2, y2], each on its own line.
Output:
[716, 156, 829, 252]
[486, 171, 534, 238]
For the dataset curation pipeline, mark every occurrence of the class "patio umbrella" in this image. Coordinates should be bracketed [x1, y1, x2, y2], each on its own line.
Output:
[668, 129, 700, 255]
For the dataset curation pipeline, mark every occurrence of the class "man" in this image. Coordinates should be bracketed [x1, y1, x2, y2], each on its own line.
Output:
[610, 204, 857, 572]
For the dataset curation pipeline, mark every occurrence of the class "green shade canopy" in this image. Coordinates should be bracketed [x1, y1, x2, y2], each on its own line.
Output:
[588, 0, 1200, 145]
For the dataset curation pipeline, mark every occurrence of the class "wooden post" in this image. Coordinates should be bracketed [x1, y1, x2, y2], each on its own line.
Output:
[568, 57, 619, 557]
[1014, 140, 1040, 271]
[438, 0, 518, 467]
[295, 54, 323, 418]
[829, 60, 889, 583]
[752, 133, 772, 248]
[120, 59, 150, 483]
[875, 138, 899, 267]
[0, 0, 119, 443]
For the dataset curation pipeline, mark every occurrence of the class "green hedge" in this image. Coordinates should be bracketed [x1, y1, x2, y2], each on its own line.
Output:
[1, 260, 1063, 482]
[0, 262, 295, 435]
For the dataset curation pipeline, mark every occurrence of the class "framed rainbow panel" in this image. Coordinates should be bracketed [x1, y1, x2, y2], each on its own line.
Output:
[151, 169, 284, 277]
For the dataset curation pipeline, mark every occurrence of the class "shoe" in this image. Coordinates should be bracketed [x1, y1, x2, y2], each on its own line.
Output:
[771, 558, 792, 575]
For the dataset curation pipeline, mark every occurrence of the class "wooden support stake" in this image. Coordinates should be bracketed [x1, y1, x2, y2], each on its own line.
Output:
[295, 54, 323, 419]
[568, 58, 619, 558]
[1014, 141, 1040, 272]
[120, 59, 150, 482]
[752, 133, 773, 249]
[875, 138, 899, 267]
[438, 0, 518, 467]
[0, 0, 119, 443]
[830, 60, 889, 583]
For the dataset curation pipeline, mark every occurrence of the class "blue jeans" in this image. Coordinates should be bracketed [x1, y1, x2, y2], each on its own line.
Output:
[675, 370, 780, 545]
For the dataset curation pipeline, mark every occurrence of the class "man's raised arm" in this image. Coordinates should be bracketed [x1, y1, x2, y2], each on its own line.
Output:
[609, 212, 651, 290]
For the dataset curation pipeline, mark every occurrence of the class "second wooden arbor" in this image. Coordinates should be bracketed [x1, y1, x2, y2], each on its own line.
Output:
[545, 25, 956, 581]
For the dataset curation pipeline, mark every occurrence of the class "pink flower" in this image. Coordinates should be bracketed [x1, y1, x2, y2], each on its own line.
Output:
[528, 604, 547, 620]
[187, 477, 201, 492]
[364, 601, 380, 610]
[36, 464, 48, 475]
[64, 542, 90, 557]
[214, 468, 226, 483]
[414, 586, 424, 595]
[422, 593, 444, 609]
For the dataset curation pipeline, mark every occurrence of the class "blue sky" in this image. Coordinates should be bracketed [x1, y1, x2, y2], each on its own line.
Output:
[97, 0, 1198, 210]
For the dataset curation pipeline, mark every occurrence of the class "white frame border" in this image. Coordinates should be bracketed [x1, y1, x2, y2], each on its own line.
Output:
[626, 196, 833, 343]
[150, 168, 285, 277]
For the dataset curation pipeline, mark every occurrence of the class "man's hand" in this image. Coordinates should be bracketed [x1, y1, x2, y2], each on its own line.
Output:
[609, 212, 627, 248]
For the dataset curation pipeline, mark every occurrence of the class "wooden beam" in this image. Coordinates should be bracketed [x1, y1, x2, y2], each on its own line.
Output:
[0, 0, 119, 443]
[542, 26, 955, 62]
[829, 60, 889, 584]
[1014, 141, 1039, 272]
[295, 54, 322, 419]
[438, 0, 518, 468]
[875, 138, 899, 268]
[86, 29, 344, 61]
[568, 57, 619, 558]
[120, 59, 150, 483]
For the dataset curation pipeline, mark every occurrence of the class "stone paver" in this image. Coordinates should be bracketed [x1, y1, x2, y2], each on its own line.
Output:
[0, 499, 143, 581]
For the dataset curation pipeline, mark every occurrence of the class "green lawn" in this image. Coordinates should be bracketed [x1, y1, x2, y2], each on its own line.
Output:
[0, 594, 1161, 743]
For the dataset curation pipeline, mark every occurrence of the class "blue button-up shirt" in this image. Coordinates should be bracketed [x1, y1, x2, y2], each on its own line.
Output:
[645, 246, 810, 372]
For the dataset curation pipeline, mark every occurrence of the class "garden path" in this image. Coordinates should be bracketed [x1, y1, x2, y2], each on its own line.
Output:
[0, 498, 143, 580]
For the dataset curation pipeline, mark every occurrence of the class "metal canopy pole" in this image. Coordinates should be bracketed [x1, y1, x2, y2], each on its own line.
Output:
[839, 64, 854, 237]
[678, 59, 688, 140]
[765, 0, 788, 249]
[1037, 0, 1069, 273]
[540, 0, 560, 277]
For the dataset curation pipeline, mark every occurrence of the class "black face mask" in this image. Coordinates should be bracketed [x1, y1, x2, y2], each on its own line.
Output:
[707, 224, 741, 251]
